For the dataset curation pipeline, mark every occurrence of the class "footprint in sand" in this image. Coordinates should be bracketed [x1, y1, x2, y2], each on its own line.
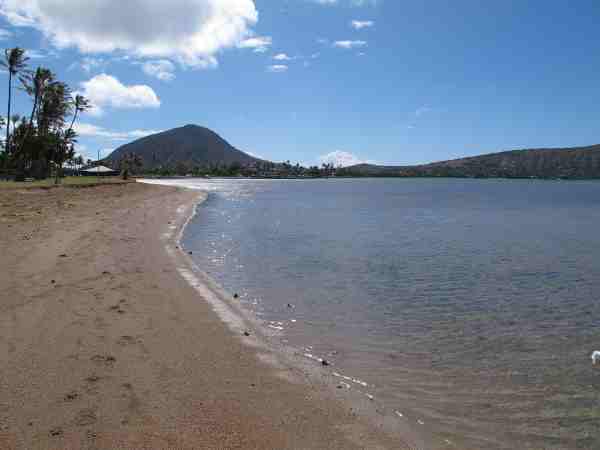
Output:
[91, 355, 116, 367]
[64, 391, 79, 402]
[49, 427, 63, 437]
[86, 430, 98, 440]
[84, 374, 101, 394]
[75, 409, 97, 426]
[117, 336, 136, 346]
[85, 374, 100, 384]
[108, 304, 125, 314]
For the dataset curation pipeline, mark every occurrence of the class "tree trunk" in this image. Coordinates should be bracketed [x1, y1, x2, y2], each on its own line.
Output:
[67, 109, 78, 135]
[5, 71, 11, 152]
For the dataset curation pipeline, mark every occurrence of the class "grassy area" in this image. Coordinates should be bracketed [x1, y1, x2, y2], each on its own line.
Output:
[0, 176, 131, 189]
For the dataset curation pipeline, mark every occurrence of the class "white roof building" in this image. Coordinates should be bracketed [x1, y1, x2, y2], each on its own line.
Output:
[81, 165, 117, 174]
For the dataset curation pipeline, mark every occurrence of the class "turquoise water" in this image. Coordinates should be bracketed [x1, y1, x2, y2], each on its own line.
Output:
[174, 178, 600, 449]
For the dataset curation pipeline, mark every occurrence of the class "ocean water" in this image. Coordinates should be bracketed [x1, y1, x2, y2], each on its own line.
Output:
[156, 178, 600, 449]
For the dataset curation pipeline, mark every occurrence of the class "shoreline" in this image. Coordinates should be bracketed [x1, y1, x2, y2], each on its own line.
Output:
[165, 183, 434, 449]
[0, 182, 415, 449]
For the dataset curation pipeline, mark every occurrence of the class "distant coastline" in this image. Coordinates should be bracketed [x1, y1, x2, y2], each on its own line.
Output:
[104, 125, 600, 181]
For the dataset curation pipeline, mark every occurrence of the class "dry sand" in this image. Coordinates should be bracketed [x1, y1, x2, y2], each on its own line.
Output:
[0, 182, 417, 450]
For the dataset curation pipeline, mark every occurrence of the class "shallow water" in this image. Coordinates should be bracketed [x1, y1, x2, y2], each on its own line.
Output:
[152, 177, 600, 449]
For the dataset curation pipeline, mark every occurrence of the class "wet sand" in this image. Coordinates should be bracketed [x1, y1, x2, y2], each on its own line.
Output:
[0, 182, 415, 449]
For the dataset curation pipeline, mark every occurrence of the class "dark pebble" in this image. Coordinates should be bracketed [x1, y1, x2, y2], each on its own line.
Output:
[244, 331, 250, 337]
[51, 280, 55, 284]
[233, 293, 239, 299]
[321, 359, 330, 366]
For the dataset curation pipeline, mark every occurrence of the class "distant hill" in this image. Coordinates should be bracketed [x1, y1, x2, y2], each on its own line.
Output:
[342, 144, 600, 179]
[105, 124, 261, 170]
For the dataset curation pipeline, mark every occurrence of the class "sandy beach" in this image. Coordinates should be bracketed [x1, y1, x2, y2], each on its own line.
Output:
[0, 182, 414, 450]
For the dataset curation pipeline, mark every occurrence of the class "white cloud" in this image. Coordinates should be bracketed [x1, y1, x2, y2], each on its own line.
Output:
[75, 122, 161, 141]
[77, 74, 160, 116]
[351, 20, 374, 29]
[333, 40, 367, 49]
[0, 0, 258, 67]
[318, 150, 367, 167]
[267, 64, 288, 73]
[238, 35, 272, 53]
[273, 53, 292, 61]
[141, 60, 176, 82]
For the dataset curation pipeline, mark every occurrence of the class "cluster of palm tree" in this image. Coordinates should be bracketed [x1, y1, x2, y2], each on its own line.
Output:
[0, 47, 90, 182]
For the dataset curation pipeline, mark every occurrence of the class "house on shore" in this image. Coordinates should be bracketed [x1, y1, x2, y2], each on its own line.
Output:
[81, 165, 119, 176]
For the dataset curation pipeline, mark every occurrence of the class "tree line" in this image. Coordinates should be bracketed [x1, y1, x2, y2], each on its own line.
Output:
[0, 47, 90, 183]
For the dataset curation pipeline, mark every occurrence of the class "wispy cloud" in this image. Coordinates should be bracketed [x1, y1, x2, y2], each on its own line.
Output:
[68, 57, 106, 73]
[0, 28, 13, 40]
[415, 106, 433, 117]
[273, 53, 292, 61]
[333, 40, 367, 49]
[75, 122, 161, 141]
[141, 60, 176, 82]
[350, 20, 374, 30]
[267, 64, 288, 73]
[238, 36, 272, 53]
[24, 48, 56, 59]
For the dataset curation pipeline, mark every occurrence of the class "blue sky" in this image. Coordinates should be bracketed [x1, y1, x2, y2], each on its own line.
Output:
[0, 0, 599, 166]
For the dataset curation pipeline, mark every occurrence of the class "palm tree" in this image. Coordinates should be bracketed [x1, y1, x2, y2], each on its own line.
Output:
[66, 94, 90, 135]
[17, 67, 54, 155]
[1, 48, 29, 152]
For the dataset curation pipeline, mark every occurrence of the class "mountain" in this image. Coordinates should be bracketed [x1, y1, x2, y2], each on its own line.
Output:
[341, 144, 600, 179]
[105, 124, 261, 170]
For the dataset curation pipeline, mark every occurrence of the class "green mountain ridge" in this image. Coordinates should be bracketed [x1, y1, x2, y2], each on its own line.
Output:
[106, 124, 261, 171]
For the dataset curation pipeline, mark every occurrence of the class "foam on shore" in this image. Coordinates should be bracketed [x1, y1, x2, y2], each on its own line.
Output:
[138, 178, 430, 449]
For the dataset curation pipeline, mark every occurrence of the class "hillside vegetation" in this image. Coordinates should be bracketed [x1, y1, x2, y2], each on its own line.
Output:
[340, 144, 600, 179]
[106, 124, 260, 172]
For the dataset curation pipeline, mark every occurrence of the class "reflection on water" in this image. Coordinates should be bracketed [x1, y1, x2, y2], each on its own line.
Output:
[145, 177, 600, 449]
